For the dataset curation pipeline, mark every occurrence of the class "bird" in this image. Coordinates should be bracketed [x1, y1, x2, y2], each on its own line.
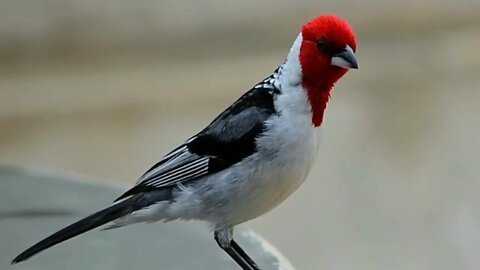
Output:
[11, 14, 358, 270]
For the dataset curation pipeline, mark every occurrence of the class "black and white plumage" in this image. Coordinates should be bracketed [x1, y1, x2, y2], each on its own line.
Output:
[12, 15, 358, 270]
[108, 66, 301, 230]
[116, 83, 280, 202]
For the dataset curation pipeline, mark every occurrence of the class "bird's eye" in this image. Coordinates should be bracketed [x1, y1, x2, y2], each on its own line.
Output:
[316, 38, 329, 50]
[316, 38, 338, 56]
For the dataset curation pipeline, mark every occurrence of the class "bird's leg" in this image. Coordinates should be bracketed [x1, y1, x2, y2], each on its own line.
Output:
[230, 239, 259, 269]
[214, 227, 260, 270]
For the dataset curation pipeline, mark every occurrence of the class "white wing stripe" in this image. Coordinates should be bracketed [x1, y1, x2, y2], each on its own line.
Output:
[146, 158, 208, 185]
[139, 149, 195, 182]
[162, 145, 188, 160]
[148, 165, 208, 187]
[147, 161, 208, 186]
[146, 168, 207, 188]
[134, 136, 212, 188]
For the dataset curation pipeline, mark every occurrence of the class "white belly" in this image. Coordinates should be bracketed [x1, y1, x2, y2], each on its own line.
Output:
[163, 80, 322, 226]
[181, 111, 320, 226]
[230, 115, 319, 223]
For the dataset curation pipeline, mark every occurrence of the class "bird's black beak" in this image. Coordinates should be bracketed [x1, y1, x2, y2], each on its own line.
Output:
[331, 45, 358, 69]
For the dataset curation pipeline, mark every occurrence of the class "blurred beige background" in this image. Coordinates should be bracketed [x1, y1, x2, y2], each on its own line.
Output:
[1, 1, 480, 269]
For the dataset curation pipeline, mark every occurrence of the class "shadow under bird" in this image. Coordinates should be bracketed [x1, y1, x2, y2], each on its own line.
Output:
[12, 14, 358, 270]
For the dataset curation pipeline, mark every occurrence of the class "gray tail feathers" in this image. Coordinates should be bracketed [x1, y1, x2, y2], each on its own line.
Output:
[11, 196, 138, 264]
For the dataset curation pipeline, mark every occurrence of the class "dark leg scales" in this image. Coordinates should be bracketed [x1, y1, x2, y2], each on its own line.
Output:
[214, 230, 261, 270]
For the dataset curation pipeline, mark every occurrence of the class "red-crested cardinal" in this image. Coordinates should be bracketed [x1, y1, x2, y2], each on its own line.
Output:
[12, 14, 358, 270]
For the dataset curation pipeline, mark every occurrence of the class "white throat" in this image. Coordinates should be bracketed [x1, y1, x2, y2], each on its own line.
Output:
[277, 33, 303, 89]
[272, 33, 314, 121]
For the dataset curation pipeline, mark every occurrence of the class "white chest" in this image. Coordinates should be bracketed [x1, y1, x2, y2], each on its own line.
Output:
[237, 110, 318, 218]
[211, 86, 320, 224]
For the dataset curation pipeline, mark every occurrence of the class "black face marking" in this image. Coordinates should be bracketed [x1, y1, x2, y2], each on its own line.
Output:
[316, 38, 329, 50]
[316, 37, 342, 56]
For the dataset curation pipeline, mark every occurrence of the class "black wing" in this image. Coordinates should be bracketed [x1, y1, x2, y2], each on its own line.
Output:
[115, 85, 279, 201]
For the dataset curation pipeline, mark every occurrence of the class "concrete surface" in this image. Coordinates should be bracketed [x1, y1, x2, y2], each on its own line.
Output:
[0, 166, 294, 270]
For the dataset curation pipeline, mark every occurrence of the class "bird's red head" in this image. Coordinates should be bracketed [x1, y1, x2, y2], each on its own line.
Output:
[299, 15, 357, 127]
